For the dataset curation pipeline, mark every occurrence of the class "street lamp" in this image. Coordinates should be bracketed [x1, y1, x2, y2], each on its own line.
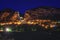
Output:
[5, 27, 12, 32]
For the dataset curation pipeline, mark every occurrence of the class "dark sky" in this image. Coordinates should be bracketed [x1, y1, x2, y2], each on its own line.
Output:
[0, 0, 60, 14]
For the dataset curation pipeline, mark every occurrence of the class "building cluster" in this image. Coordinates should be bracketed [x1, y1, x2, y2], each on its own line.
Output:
[0, 9, 20, 22]
[0, 7, 60, 32]
[24, 7, 60, 28]
[24, 7, 60, 20]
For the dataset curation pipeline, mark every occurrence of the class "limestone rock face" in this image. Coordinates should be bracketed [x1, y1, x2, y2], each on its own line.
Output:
[24, 7, 60, 20]
[0, 9, 20, 22]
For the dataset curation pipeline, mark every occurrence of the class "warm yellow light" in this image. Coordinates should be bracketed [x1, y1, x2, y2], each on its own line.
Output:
[43, 20, 46, 22]
[27, 21, 31, 24]
[31, 22, 34, 24]
[14, 22, 17, 24]
[8, 22, 12, 24]
[39, 20, 42, 22]
[5, 23, 8, 25]
[1, 23, 5, 25]
[42, 24, 45, 27]
[51, 22, 57, 24]
[17, 22, 21, 25]
[45, 25, 48, 29]
[50, 24, 55, 28]
[0, 30, 3, 32]
[33, 22, 37, 25]
[36, 19, 39, 21]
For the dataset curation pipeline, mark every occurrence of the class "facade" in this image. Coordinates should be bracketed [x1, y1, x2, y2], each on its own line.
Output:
[0, 9, 20, 22]
[24, 7, 60, 20]
[0, 7, 60, 32]
[24, 7, 60, 29]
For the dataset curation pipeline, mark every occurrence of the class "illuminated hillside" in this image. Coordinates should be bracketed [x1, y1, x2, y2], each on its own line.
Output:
[0, 9, 20, 22]
[24, 7, 60, 20]
[0, 7, 60, 29]
[24, 7, 60, 29]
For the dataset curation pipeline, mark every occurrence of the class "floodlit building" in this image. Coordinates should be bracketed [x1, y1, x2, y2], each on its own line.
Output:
[0, 9, 21, 25]
[0, 7, 60, 32]
[24, 7, 60, 28]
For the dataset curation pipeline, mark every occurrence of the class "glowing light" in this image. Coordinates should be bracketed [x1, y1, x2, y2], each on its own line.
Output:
[50, 24, 56, 28]
[36, 19, 39, 21]
[31, 22, 34, 24]
[0, 30, 3, 32]
[45, 25, 48, 29]
[0, 28, 3, 32]
[17, 21, 21, 25]
[33, 22, 37, 25]
[1, 23, 5, 25]
[42, 24, 45, 27]
[43, 20, 46, 22]
[20, 17, 23, 20]
[14, 22, 17, 24]
[27, 21, 31, 24]
[5, 28, 12, 32]
[9, 22, 12, 24]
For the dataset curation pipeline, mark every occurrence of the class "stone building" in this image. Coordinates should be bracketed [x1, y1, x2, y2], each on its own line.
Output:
[24, 7, 60, 21]
[0, 9, 20, 22]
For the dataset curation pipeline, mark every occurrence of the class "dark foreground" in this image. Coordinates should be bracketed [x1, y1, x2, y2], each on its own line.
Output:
[0, 31, 60, 40]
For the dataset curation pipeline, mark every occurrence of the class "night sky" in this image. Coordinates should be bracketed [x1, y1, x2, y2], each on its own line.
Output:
[0, 0, 60, 14]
